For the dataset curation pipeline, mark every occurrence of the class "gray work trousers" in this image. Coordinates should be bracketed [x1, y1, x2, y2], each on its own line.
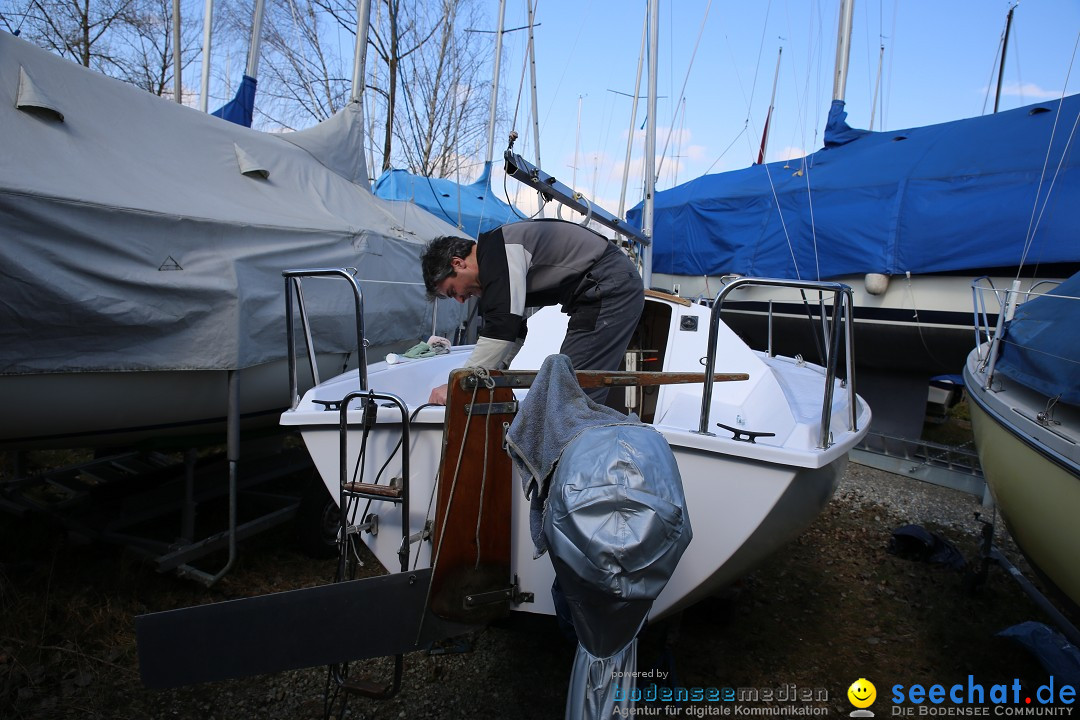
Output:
[559, 245, 644, 403]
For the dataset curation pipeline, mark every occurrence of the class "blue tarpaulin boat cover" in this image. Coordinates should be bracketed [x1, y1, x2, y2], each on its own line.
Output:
[373, 161, 523, 238]
[630, 95, 1080, 279]
[996, 271, 1080, 407]
[211, 74, 257, 128]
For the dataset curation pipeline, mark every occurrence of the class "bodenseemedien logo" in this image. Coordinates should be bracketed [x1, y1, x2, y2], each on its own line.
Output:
[849, 678, 877, 717]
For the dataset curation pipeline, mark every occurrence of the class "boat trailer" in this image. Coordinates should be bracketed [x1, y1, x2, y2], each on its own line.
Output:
[135, 365, 746, 715]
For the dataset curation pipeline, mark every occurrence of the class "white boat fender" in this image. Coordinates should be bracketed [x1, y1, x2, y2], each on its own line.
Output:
[864, 272, 890, 296]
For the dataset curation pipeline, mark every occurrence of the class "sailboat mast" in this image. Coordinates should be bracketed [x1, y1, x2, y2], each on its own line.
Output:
[757, 46, 782, 164]
[247, 0, 266, 80]
[994, 5, 1015, 114]
[832, 0, 855, 102]
[349, 0, 372, 188]
[869, 42, 884, 130]
[618, 15, 648, 221]
[351, 0, 372, 103]
[485, 0, 508, 165]
[199, 0, 213, 112]
[172, 0, 182, 103]
[525, 0, 543, 199]
[641, 0, 659, 287]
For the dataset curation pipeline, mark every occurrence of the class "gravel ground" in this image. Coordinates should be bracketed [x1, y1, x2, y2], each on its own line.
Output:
[2, 459, 1073, 719]
[838, 461, 992, 534]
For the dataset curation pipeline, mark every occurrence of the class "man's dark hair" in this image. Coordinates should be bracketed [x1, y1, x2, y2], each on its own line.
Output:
[421, 236, 476, 300]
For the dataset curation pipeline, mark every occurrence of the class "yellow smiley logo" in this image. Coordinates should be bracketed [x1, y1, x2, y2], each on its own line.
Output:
[847, 678, 876, 709]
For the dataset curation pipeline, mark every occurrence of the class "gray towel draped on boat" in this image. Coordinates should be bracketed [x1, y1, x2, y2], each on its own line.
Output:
[505, 354, 692, 720]
[505, 354, 637, 556]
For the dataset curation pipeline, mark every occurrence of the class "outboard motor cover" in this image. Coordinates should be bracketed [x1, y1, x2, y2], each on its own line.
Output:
[505, 354, 692, 720]
[546, 423, 692, 655]
[546, 424, 692, 720]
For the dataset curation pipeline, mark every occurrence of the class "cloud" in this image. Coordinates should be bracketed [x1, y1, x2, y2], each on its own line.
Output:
[989, 82, 1063, 101]
[775, 145, 808, 162]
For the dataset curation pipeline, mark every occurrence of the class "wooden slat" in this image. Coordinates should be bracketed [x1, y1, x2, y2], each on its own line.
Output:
[644, 288, 693, 306]
[464, 369, 749, 390]
[429, 369, 515, 624]
[343, 481, 402, 499]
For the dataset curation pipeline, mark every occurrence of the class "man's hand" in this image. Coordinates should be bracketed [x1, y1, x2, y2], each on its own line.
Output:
[428, 383, 449, 405]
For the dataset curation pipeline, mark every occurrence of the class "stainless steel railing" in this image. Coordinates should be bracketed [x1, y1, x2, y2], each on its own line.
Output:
[697, 277, 857, 449]
[283, 268, 368, 409]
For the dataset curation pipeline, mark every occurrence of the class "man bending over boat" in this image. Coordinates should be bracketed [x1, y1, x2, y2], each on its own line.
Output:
[421, 218, 644, 405]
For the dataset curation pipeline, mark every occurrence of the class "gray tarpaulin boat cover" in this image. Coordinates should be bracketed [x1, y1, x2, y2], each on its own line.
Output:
[506, 355, 692, 720]
[0, 31, 466, 376]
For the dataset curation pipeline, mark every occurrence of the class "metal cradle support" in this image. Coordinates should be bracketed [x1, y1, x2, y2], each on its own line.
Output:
[970, 513, 1080, 649]
[175, 369, 239, 587]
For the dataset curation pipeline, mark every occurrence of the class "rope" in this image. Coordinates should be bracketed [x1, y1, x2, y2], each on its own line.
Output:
[473, 370, 496, 568]
[426, 366, 493, 581]
[429, 377, 477, 569]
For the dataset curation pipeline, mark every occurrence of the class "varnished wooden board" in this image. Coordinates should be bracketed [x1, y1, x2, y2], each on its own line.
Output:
[429, 369, 515, 623]
[471, 369, 749, 389]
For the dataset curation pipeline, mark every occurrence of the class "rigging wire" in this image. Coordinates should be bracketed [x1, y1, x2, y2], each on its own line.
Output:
[670, 97, 687, 187]
[882, 0, 898, 129]
[500, 0, 547, 222]
[1018, 29, 1080, 277]
[744, 0, 775, 141]
[536, 0, 590, 144]
[783, 0, 825, 172]
[704, 0, 774, 172]
[703, 126, 749, 175]
[497, 0, 548, 220]
[655, 0, 712, 182]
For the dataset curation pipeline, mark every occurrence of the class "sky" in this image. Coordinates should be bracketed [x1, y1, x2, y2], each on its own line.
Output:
[477, 0, 1080, 218]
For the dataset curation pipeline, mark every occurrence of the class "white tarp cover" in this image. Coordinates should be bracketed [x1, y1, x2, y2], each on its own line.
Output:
[0, 31, 466, 376]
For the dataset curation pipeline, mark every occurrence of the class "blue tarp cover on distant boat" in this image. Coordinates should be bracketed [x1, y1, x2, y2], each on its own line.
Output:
[373, 161, 522, 238]
[996, 271, 1080, 406]
[212, 74, 257, 128]
[630, 95, 1080, 279]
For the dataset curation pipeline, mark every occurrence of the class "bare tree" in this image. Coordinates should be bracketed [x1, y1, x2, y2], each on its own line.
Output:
[6, 0, 201, 97]
[119, 0, 202, 95]
[393, 0, 490, 178]
[231, 0, 494, 176]
[215, 0, 351, 129]
[13, 0, 136, 72]
[366, 0, 445, 172]
[6, 0, 499, 177]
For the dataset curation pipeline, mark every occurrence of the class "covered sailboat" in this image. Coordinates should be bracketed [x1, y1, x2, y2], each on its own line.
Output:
[0, 30, 467, 449]
[638, 95, 1079, 284]
[373, 161, 523, 238]
[632, 88, 1079, 439]
[964, 273, 1080, 610]
[630, 94, 1080, 375]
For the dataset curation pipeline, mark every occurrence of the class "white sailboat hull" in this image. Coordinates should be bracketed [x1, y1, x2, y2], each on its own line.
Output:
[0, 354, 353, 450]
[282, 293, 870, 619]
